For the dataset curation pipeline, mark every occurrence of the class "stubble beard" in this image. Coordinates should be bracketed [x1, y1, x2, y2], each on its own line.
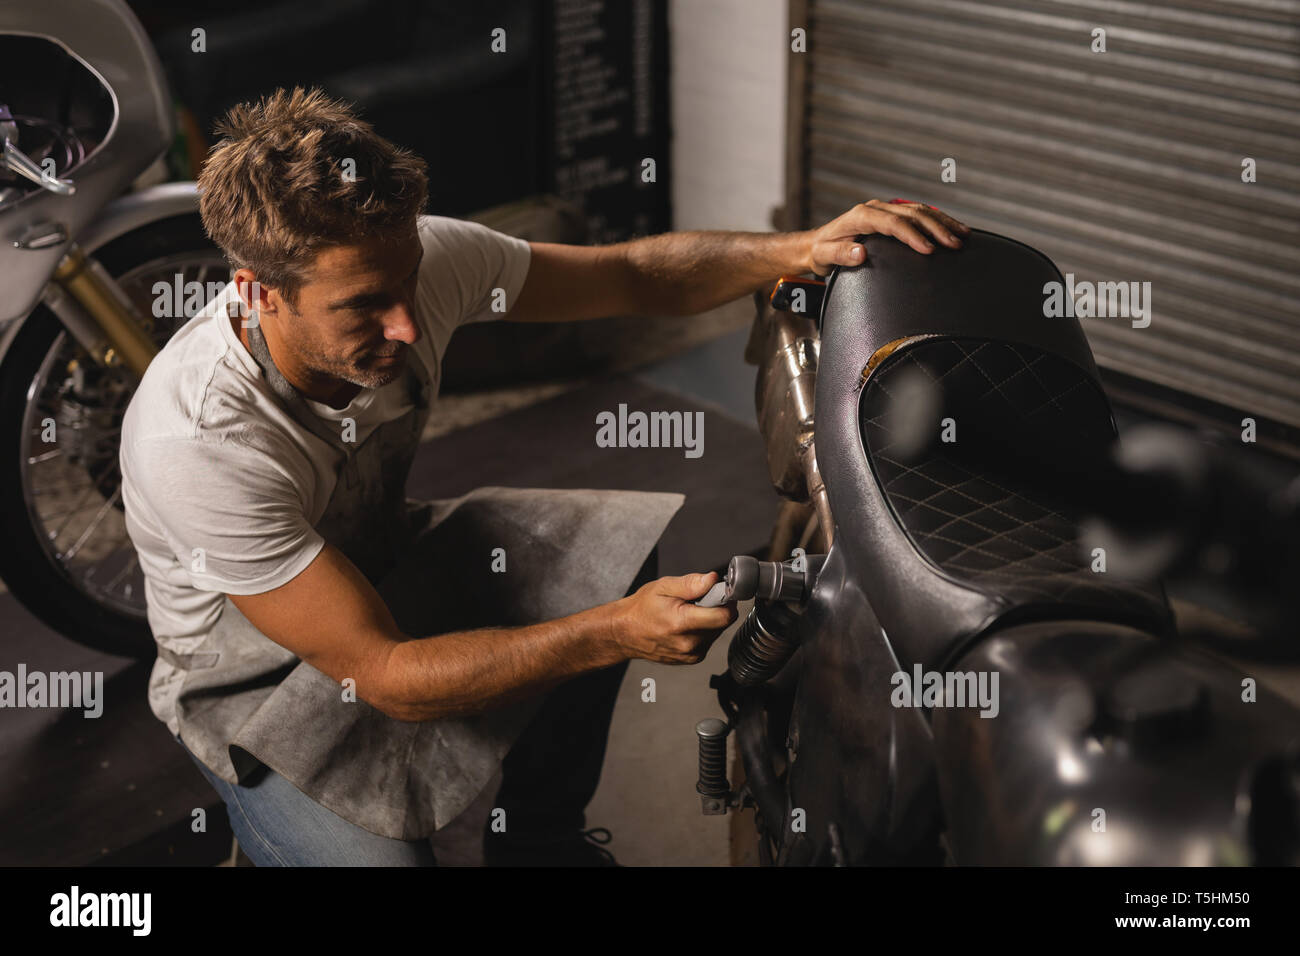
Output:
[314, 344, 407, 390]
[339, 361, 404, 389]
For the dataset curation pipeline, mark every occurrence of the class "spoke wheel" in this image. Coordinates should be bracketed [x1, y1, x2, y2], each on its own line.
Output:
[0, 213, 225, 656]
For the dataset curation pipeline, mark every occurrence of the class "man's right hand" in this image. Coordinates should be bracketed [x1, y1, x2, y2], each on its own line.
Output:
[609, 572, 738, 665]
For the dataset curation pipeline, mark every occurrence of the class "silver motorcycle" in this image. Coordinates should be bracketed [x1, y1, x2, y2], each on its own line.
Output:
[0, 0, 224, 656]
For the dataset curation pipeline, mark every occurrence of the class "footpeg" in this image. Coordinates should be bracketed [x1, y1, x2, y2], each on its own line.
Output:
[695, 718, 731, 815]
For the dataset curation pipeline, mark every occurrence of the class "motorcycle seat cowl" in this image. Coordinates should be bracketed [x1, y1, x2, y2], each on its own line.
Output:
[816, 230, 1173, 674]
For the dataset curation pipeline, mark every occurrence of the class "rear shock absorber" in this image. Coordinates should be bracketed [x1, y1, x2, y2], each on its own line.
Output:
[695, 554, 825, 687]
[728, 600, 803, 687]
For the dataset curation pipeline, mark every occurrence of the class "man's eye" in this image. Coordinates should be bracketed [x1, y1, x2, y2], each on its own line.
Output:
[340, 310, 375, 332]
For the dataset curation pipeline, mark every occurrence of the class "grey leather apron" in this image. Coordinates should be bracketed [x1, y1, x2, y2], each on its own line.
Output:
[168, 320, 683, 839]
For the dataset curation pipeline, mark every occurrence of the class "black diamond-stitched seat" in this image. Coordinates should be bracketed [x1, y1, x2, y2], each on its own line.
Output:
[859, 337, 1168, 624]
[815, 229, 1174, 674]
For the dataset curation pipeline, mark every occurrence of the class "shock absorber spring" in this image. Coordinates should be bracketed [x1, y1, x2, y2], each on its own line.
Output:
[728, 602, 801, 687]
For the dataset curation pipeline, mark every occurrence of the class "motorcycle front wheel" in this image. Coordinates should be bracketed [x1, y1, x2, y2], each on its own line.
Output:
[0, 212, 227, 658]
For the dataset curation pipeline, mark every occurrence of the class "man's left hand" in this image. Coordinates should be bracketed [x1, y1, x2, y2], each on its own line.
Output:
[803, 199, 971, 277]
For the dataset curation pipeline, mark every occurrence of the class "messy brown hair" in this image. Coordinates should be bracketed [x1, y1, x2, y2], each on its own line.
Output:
[197, 87, 428, 306]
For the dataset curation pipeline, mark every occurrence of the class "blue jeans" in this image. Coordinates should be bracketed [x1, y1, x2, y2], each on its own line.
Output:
[178, 732, 439, 865]
[178, 656, 631, 865]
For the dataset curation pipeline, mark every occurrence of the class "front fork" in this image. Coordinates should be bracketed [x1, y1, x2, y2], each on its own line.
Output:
[40, 243, 159, 379]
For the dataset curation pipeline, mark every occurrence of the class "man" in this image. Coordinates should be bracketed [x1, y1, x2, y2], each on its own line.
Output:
[120, 87, 968, 867]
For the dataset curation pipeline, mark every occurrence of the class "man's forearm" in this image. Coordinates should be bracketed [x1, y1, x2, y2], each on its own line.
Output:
[377, 603, 625, 722]
[621, 229, 810, 317]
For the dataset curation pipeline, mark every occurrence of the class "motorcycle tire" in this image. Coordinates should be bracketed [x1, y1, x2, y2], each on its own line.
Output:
[0, 212, 216, 659]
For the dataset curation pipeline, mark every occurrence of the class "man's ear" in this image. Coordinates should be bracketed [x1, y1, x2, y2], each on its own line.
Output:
[232, 269, 282, 323]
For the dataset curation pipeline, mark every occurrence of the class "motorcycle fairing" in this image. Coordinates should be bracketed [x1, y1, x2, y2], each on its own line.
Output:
[0, 0, 173, 323]
[815, 230, 1174, 676]
[780, 543, 947, 866]
[933, 619, 1300, 865]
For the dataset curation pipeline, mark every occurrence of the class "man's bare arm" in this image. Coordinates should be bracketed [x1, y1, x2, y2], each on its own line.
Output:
[227, 543, 735, 722]
[508, 199, 969, 323]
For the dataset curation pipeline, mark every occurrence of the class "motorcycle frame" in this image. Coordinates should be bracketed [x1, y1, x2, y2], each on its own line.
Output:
[747, 285, 834, 554]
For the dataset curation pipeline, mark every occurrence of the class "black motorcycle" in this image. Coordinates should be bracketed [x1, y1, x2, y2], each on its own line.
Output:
[693, 230, 1300, 866]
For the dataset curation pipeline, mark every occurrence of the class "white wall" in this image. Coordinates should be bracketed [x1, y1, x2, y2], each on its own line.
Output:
[669, 0, 788, 232]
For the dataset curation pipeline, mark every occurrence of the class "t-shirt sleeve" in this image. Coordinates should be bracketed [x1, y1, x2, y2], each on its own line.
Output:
[416, 215, 532, 327]
[127, 434, 325, 595]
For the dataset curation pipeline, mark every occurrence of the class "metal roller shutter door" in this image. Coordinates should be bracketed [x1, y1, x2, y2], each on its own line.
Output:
[797, 0, 1300, 434]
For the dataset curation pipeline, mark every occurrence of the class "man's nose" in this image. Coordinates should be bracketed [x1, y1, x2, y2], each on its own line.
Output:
[383, 302, 421, 345]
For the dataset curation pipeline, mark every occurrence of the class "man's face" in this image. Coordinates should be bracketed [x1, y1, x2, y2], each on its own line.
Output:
[256, 229, 425, 392]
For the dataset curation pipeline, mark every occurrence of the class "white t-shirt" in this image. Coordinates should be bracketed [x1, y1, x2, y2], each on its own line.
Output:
[120, 214, 532, 736]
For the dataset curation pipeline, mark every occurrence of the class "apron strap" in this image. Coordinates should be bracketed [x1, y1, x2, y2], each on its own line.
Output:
[242, 316, 432, 449]
[244, 318, 350, 450]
